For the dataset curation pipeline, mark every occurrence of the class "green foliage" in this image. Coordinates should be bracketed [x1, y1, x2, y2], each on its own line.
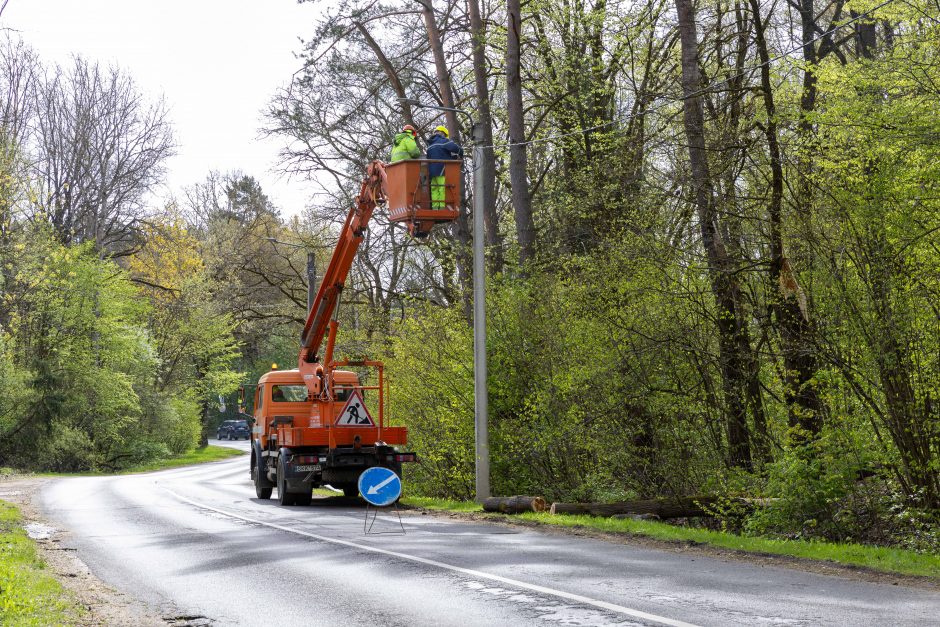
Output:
[386, 304, 475, 499]
[129, 218, 243, 444]
[387, 242, 732, 502]
[0, 221, 239, 471]
[746, 435, 873, 541]
[797, 19, 940, 514]
[0, 229, 151, 470]
[0, 337, 30, 453]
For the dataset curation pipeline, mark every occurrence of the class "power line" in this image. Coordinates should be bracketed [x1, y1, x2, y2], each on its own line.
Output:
[480, 0, 901, 151]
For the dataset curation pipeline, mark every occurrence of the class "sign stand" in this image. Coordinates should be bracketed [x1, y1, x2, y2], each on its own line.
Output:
[358, 466, 406, 536]
[363, 502, 406, 535]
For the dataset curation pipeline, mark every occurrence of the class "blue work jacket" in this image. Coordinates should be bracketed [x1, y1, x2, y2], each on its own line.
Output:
[426, 134, 463, 177]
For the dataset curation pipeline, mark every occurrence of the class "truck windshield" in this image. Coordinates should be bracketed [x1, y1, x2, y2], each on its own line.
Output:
[271, 385, 308, 402]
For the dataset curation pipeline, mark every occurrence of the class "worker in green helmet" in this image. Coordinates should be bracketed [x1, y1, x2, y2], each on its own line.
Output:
[390, 124, 421, 163]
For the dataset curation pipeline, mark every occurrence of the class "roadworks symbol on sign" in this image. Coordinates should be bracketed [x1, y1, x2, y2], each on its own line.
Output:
[334, 390, 375, 426]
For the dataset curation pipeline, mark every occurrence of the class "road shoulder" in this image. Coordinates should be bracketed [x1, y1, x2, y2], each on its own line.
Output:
[0, 476, 176, 627]
[402, 506, 940, 592]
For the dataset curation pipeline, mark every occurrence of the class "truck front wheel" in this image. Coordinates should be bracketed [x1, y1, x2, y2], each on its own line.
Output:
[255, 472, 273, 500]
[251, 452, 273, 500]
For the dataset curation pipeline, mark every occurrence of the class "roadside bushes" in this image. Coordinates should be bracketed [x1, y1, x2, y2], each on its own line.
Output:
[0, 226, 229, 471]
[725, 425, 940, 554]
[0, 232, 148, 470]
[386, 304, 475, 499]
[386, 235, 939, 552]
[387, 251, 727, 502]
[745, 434, 872, 541]
[0, 338, 31, 459]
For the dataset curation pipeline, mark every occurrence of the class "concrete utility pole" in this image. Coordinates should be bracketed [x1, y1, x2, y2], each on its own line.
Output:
[471, 121, 490, 501]
[397, 97, 491, 501]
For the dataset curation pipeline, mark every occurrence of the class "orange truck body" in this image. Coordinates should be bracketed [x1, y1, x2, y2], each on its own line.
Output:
[248, 365, 412, 504]
[252, 368, 407, 449]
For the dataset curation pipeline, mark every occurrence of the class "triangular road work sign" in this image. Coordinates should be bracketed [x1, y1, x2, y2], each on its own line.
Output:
[334, 390, 375, 426]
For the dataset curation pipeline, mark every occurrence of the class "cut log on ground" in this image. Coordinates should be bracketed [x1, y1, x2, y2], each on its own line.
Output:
[550, 496, 719, 519]
[482, 495, 547, 514]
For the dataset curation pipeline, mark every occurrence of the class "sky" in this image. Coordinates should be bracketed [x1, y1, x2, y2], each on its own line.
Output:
[2, 0, 318, 216]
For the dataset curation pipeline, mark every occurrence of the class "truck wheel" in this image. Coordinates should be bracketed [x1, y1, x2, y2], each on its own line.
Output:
[251, 452, 273, 499]
[340, 484, 358, 498]
[277, 459, 296, 506]
[254, 473, 272, 500]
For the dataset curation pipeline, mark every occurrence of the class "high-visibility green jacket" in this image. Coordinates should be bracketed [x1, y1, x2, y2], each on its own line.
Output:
[390, 132, 421, 162]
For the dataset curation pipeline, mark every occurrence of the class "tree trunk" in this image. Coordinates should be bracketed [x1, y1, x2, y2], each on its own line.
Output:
[482, 495, 547, 513]
[199, 400, 211, 448]
[355, 22, 416, 129]
[418, 0, 473, 315]
[550, 496, 719, 519]
[675, 0, 753, 470]
[789, 2, 849, 437]
[466, 0, 503, 272]
[749, 0, 824, 440]
[506, 0, 535, 266]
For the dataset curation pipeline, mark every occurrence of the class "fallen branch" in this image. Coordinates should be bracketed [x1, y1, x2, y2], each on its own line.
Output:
[483, 495, 548, 514]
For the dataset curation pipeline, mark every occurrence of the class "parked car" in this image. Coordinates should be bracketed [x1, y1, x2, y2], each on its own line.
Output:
[217, 419, 250, 440]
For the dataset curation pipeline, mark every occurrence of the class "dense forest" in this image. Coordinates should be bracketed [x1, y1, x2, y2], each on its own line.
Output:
[2, 0, 939, 551]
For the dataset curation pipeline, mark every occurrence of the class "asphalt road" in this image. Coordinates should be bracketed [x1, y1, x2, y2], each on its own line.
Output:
[40, 439, 940, 626]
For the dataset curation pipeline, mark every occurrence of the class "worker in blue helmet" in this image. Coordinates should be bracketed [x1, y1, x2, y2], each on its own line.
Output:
[426, 126, 463, 209]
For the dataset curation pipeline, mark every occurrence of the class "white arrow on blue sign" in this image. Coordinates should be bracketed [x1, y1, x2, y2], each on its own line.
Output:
[358, 467, 402, 507]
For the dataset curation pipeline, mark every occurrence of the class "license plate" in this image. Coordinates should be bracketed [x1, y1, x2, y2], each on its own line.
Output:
[294, 464, 321, 472]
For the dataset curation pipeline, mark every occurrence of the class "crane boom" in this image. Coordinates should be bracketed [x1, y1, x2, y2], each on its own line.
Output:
[299, 160, 387, 370]
[295, 158, 460, 400]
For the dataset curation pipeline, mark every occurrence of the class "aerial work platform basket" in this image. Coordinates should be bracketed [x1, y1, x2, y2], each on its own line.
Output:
[385, 159, 461, 237]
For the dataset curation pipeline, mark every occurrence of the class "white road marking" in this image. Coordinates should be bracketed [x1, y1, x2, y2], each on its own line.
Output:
[165, 489, 699, 627]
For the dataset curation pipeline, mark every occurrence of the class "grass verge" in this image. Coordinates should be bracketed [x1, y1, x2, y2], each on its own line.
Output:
[403, 498, 940, 579]
[0, 500, 77, 625]
[402, 496, 484, 512]
[35, 445, 245, 477]
[121, 445, 244, 473]
[315, 487, 343, 496]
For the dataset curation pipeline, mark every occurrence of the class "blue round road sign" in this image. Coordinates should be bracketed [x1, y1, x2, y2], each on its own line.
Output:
[358, 467, 402, 507]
